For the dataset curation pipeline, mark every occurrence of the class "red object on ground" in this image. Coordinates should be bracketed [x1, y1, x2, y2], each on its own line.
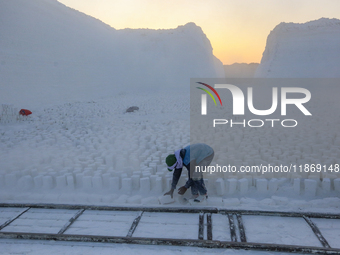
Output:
[19, 109, 32, 116]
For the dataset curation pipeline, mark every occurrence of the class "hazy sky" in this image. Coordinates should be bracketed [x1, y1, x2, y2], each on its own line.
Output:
[58, 0, 340, 65]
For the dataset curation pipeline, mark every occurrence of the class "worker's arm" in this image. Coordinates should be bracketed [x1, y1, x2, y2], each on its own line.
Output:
[184, 162, 194, 189]
[171, 167, 182, 189]
[164, 168, 182, 198]
[177, 150, 190, 195]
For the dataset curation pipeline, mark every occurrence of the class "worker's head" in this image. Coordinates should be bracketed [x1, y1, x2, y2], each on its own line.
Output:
[165, 154, 177, 171]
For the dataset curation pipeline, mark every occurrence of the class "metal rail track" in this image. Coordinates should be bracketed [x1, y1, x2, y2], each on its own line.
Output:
[0, 203, 339, 254]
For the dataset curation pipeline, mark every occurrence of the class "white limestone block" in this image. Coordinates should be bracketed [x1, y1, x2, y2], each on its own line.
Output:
[256, 179, 268, 193]
[154, 177, 163, 193]
[109, 177, 120, 192]
[334, 178, 340, 192]
[131, 175, 140, 190]
[92, 175, 103, 190]
[304, 179, 317, 197]
[121, 178, 132, 194]
[83, 176, 92, 190]
[228, 178, 237, 194]
[215, 178, 225, 196]
[268, 178, 278, 193]
[238, 178, 248, 194]
[293, 178, 301, 194]
[322, 178, 331, 192]
[18, 175, 34, 191]
[66, 175, 75, 189]
[76, 173, 84, 188]
[102, 173, 110, 188]
[42, 176, 53, 190]
[34, 175, 43, 189]
[56, 175, 66, 189]
[127, 195, 142, 204]
[140, 177, 150, 194]
[159, 195, 174, 204]
[5, 174, 17, 187]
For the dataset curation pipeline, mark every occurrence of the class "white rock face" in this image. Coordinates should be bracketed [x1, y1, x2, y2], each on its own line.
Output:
[255, 18, 340, 78]
[0, 0, 224, 106]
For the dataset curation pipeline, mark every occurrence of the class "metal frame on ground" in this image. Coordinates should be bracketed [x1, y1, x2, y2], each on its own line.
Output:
[0, 203, 339, 254]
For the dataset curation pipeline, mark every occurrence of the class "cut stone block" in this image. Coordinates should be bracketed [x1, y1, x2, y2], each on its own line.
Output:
[83, 176, 92, 190]
[66, 175, 75, 189]
[154, 177, 163, 193]
[42, 176, 53, 190]
[238, 178, 248, 194]
[256, 179, 268, 193]
[268, 178, 278, 193]
[334, 178, 340, 192]
[127, 195, 142, 204]
[228, 178, 237, 194]
[92, 175, 103, 190]
[150, 175, 157, 189]
[109, 177, 120, 192]
[34, 175, 43, 189]
[18, 175, 34, 191]
[293, 178, 301, 194]
[140, 177, 150, 194]
[131, 175, 140, 190]
[121, 178, 132, 194]
[101, 173, 110, 188]
[215, 178, 225, 196]
[159, 195, 175, 204]
[56, 175, 66, 189]
[5, 174, 17, 188]
[164, 177, 172, 191]
[322, 178, 331, 192]
[75, 173, 84, 188]
[304, 179, 317, 197]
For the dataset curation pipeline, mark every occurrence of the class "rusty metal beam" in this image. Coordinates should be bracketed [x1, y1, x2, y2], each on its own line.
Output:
[126, 211, 143, 238]
[0, 207, 30, 230]
[58, 209, 85, 235]
[1, 203, 339, 219]
[206, 213, 212, 241]
[228, 213, 237, 242]
[236, 214, 247, 243]
[0, 232, 339, 254]
[303, 216, 331, 248]
[198, 213, 204, 240]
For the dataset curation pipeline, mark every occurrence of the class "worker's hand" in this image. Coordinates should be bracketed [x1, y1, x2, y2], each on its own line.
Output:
[178, 186, 187, 195]
[164, 189, 174, 198]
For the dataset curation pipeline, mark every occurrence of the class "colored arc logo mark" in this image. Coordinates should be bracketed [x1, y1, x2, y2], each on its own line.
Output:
[196, 82, 223, 106]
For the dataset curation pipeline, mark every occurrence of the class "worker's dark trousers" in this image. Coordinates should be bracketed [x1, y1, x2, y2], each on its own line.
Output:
[185, 152, 214, 196]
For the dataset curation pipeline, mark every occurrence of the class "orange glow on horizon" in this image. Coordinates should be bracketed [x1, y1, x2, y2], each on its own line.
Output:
[58, 0, 340, 65]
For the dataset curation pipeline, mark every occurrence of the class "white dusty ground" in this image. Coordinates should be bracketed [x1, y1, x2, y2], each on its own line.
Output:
[1, 90, 340, 215]
[1, 1, 340, 254]
[1, 207, 336, 255]
[1, 1, 339, 214]
[0, 239, 298, 255]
